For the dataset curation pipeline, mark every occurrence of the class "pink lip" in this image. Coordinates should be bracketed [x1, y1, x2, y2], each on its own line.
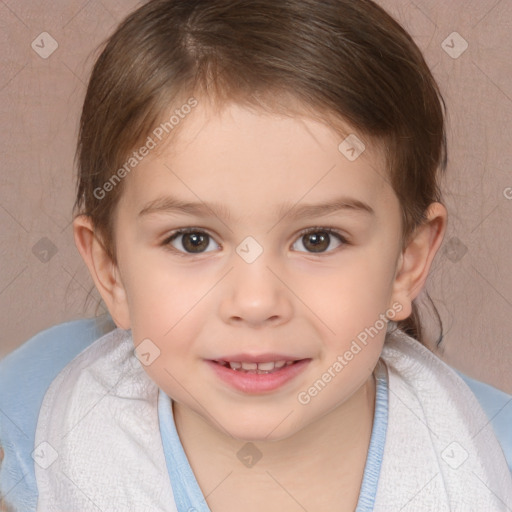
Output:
[206, 359, 311, 394]
[211, 353, 303, 363]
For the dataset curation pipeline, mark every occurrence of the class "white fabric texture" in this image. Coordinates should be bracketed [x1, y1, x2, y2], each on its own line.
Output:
[34, 328, 177, 512]
[34, 328, 512, 511]
[375, 329, 512, 510]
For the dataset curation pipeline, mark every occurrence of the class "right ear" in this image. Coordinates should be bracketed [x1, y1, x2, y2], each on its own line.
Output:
[73, 215, 131, 329]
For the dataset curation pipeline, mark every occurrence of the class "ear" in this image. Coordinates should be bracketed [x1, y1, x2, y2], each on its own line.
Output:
[390, 202, 447, 321]
[73, 215, 131, 329]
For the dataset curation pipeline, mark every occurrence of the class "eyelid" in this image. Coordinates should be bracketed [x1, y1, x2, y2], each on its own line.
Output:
[162, 227, 221, 257]
[292, 226, 349, 254]
[161, 225, 350, 255]
[295, 226, 349, 243]
[162, 226, 219, 244]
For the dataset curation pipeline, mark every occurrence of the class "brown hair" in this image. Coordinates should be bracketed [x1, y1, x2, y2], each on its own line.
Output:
[74, 0, 447, 345]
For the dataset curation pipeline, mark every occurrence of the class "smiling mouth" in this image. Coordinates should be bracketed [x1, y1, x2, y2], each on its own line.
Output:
[213, 359, 305, 374]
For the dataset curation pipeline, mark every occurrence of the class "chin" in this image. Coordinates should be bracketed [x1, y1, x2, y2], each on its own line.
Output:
[232, 428, 292, 443]
[220, 414, 302, 443]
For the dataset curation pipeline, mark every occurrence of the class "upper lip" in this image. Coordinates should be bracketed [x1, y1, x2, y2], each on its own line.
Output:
[210, 353, 308, 363]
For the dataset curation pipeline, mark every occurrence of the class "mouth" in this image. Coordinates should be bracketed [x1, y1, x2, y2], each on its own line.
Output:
[207, 357, 311, 393]
[212, 359, 304, 374]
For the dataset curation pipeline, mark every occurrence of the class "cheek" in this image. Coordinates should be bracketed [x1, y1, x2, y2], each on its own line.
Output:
[124, 261, 209, 395]
[301, 251, 398, 334]
[119, 246, 210, 346]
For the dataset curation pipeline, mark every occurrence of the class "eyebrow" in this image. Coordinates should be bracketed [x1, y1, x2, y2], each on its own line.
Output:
[138, 195, 375, 221]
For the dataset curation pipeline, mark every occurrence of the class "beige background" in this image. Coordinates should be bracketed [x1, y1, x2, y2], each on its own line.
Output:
[0, 0, 511, 392]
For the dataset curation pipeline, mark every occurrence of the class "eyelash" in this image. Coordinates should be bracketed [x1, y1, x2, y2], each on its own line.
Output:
[161, 226, 349, 256]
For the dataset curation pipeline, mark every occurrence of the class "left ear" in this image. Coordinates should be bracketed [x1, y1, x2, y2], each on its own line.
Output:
[390, 202, 447, 321]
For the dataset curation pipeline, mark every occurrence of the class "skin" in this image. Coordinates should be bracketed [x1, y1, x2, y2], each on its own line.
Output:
[74, 98, 447, 511]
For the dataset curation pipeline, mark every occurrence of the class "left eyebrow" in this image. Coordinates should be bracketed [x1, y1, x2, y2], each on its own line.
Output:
[279, 196, 375, 220]
[138, 195, 375, 221]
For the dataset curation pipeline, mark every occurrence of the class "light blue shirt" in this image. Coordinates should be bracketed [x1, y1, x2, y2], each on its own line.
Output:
[158, 360, 388, 512]
[1, 316, 510, 511]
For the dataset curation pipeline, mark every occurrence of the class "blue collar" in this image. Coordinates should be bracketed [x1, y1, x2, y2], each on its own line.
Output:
[158, 363, 388, 511]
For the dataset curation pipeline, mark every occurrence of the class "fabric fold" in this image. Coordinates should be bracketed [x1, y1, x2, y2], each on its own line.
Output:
[375, 329, 512, 510]
[33, 328, 512, 511]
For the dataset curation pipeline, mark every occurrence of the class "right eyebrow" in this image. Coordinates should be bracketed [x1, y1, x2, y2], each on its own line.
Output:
[138, 196, 232, 221]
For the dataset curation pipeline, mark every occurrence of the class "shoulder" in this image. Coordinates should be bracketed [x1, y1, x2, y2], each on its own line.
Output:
[456, 370, 512, 472]
[0, 315, 116, 511]
[382, 330, 512, 473]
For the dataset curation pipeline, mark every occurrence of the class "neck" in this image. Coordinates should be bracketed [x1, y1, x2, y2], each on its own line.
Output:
[172, 374, 376, 509]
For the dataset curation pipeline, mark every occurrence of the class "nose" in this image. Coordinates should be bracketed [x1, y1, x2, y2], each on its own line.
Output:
[218, 253, 294, 328]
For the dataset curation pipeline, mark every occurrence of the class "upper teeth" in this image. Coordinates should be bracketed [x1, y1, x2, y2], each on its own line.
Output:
[225, 360, 293, 371]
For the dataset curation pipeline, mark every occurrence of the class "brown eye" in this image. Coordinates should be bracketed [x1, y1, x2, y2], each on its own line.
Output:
[182, 232, 209, 252]
[293, 228, 346, 253]
[165, 229, 218, 254]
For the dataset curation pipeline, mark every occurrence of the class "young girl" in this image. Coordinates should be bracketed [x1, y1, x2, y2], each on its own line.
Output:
[1, 0, 511, 510]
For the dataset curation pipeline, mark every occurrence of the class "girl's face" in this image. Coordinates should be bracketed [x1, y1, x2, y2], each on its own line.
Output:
[112, 99, 406, 440]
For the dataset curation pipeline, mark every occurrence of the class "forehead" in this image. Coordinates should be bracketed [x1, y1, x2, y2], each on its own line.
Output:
[119, 100, 396, 222]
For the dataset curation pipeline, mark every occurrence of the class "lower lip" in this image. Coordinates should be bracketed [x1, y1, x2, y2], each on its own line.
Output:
[206, 359, 311, 394]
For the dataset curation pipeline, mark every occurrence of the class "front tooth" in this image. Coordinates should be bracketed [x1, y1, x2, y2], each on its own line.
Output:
[241, 362, 258, 370]
[274, 360, 286, 369]
[229, 362, 242, 369]
[257, 361, 275, 371]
